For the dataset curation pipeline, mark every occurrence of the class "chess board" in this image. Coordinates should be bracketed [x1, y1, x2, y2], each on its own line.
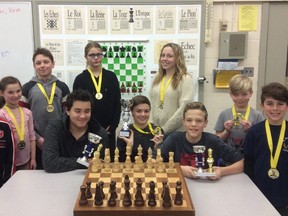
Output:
[73, 163, 195, 216]
[101, 42, 147, 99]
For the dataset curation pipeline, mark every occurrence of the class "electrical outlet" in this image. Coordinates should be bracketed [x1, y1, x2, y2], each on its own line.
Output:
[242, 67, 254, 77]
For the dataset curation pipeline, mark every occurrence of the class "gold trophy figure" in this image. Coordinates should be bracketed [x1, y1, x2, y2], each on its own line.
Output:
[193, 145, 216, 177]
[77, 133, 102, 167]
[119, 99, 133, 138]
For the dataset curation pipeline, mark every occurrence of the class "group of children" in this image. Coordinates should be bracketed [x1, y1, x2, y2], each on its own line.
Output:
[0, 46, 287, 215]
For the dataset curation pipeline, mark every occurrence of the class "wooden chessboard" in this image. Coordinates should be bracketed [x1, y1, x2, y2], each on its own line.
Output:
[73, 163, 195, 216]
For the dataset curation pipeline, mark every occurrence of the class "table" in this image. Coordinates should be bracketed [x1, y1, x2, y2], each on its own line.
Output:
[0, 170, 280, 216]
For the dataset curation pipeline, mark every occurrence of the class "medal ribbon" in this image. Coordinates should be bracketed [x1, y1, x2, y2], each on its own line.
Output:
[265, 120, 285, 169]
[4, 105, 25, 141]
[133, 123, 155, 135]
[37, 82, 56, 106]
[87, 68, 102, 95]
[159, 76, 173, 105]
[232, 105, 251, 120]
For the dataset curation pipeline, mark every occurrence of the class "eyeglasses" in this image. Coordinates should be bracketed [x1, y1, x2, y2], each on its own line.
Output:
[87, 53, 103, 59]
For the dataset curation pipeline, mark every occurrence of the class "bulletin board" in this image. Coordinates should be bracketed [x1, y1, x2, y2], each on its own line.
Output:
[0, 2, 34, 83]
[36, 3, 203, 100]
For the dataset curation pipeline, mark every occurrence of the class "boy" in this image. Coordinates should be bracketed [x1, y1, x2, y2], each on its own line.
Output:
[42, 89, 108, 173]
[0, 118, 15, 187]
[160, 102, 243, 180]
[244, 82, 288, 215]
[214, 74, 264, 153]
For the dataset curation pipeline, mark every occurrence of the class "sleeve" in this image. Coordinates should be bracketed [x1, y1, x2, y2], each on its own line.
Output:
[72, 73, 82, 90]
[243, 130, 255, 178]
[42, 122, 82, 173]
[162, 75, 194, 133]
[27, 110, 36, 141]
[108, 74, 121, 133]
[3, 122, 16, 184]
[218, 138, 244, 164]
[214, 111, 225, 132]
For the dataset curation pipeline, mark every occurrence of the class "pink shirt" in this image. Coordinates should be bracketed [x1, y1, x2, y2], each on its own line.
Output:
[0, 107, 36, 166]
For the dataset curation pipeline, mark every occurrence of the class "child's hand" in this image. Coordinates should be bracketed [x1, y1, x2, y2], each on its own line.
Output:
[207, 166, 222, 180]
[151, 134, 164, 149]
[241, 120, 252, 132]
[224, 120, 234, 132]
[118, 130, 134, 147]
[30, 159, 37, 170]
[181, 165, 200, 179]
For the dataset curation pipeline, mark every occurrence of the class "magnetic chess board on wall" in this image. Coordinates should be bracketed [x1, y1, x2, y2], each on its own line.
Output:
[101, 42, 146, 99]
[73, 163, 195, 216]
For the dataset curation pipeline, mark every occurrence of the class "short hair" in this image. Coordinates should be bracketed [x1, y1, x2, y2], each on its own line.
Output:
[130, 95, 151, 111]
[229, 74, 253, 94]
[183, 102, 208, 120]
[66, 89, 93, 111]
[0, 76, 22, 92]
[32, 48, 54, 63]
[261, 82, 288, 104]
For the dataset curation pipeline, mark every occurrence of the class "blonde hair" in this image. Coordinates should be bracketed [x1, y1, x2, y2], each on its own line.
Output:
[152, 43, 188, 89]
[229, 74, 252, 94]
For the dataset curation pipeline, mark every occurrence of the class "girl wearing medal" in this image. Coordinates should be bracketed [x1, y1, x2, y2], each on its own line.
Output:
[0, 76, 36, 170]
[73, 41, 121, 162]
[20, 48, 70, 169]
[244, 82, 288, 215]
[214, 74, 264, 154]
[149, 43, 194, 135]
[117, 95, 164, 162]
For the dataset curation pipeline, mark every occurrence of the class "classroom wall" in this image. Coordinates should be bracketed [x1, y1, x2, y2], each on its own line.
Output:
[203, 2, 262, 133]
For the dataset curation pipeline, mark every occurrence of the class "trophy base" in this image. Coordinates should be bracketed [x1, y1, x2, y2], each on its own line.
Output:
[195, 172, 216, 177]
[77, 158, 89, 167]
[119, 130, 130, 138]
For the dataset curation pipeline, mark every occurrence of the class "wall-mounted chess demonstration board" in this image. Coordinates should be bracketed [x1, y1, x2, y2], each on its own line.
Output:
[73, 163, 195, 216]
[101, 42, 147, 99]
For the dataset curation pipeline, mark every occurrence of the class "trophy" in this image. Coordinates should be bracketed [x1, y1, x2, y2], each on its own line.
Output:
[77, 132, 102, 167]
[119, 99, 133, 137]
[193, 145, 216, 177]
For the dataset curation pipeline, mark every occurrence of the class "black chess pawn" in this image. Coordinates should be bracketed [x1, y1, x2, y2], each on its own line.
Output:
[148, 181, 156, 207]
[79, 185, 88, 206]
[86, 181, 92, 199]
[122, 175, 132, 207]
[134, 178, 144, 207]
[108, 181, 117, 207]
[94, 182, 103, 206]
[174, 181, 183, 206]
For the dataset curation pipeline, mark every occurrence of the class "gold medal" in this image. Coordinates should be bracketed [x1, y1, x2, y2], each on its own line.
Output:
[95, 93, 103, 100]
[18, 140, 26, 150]
[268, 168, 280, 179]
[46, 104, 54, 112]
[233, 113, 243, 126]
[159, 101, 164, 109]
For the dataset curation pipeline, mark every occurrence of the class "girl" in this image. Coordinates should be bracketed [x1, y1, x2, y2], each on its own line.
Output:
[0, 76, 36, 170]
[149, 43, 194, 135]
[117, 95, 164, 162]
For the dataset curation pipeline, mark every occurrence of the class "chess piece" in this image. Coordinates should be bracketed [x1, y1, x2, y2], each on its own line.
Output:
[137, 145, 143, 168]
[167, 151, 175, 173]
[108, 181, 117, 207]
[79, 185, 88, 206]
[174, 181, 183, 206]
[122, 175, 132, 207]
[94, 182, 103, 206]
[104, 148, 111, 172]
[157, 157, 165, 173]
[112, 147, 121, 172]
[99, 181, 105, 199]
[161, 181, 168, 198]
[207, 148, 214, 173]
[162, 184, 172, 208]
[193, 145, 216, 177]
[86, 181, 92, 199]
[92, 143, 103, 172]
[125, 143, 132, 172]
[77, 133, 102, 167]
[134, 156, 140, 172]
[148, 181, 156, 207]
[134, 178, 144, 207]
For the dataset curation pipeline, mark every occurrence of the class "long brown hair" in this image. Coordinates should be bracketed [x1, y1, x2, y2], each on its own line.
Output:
[152, 43, 188, 89]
